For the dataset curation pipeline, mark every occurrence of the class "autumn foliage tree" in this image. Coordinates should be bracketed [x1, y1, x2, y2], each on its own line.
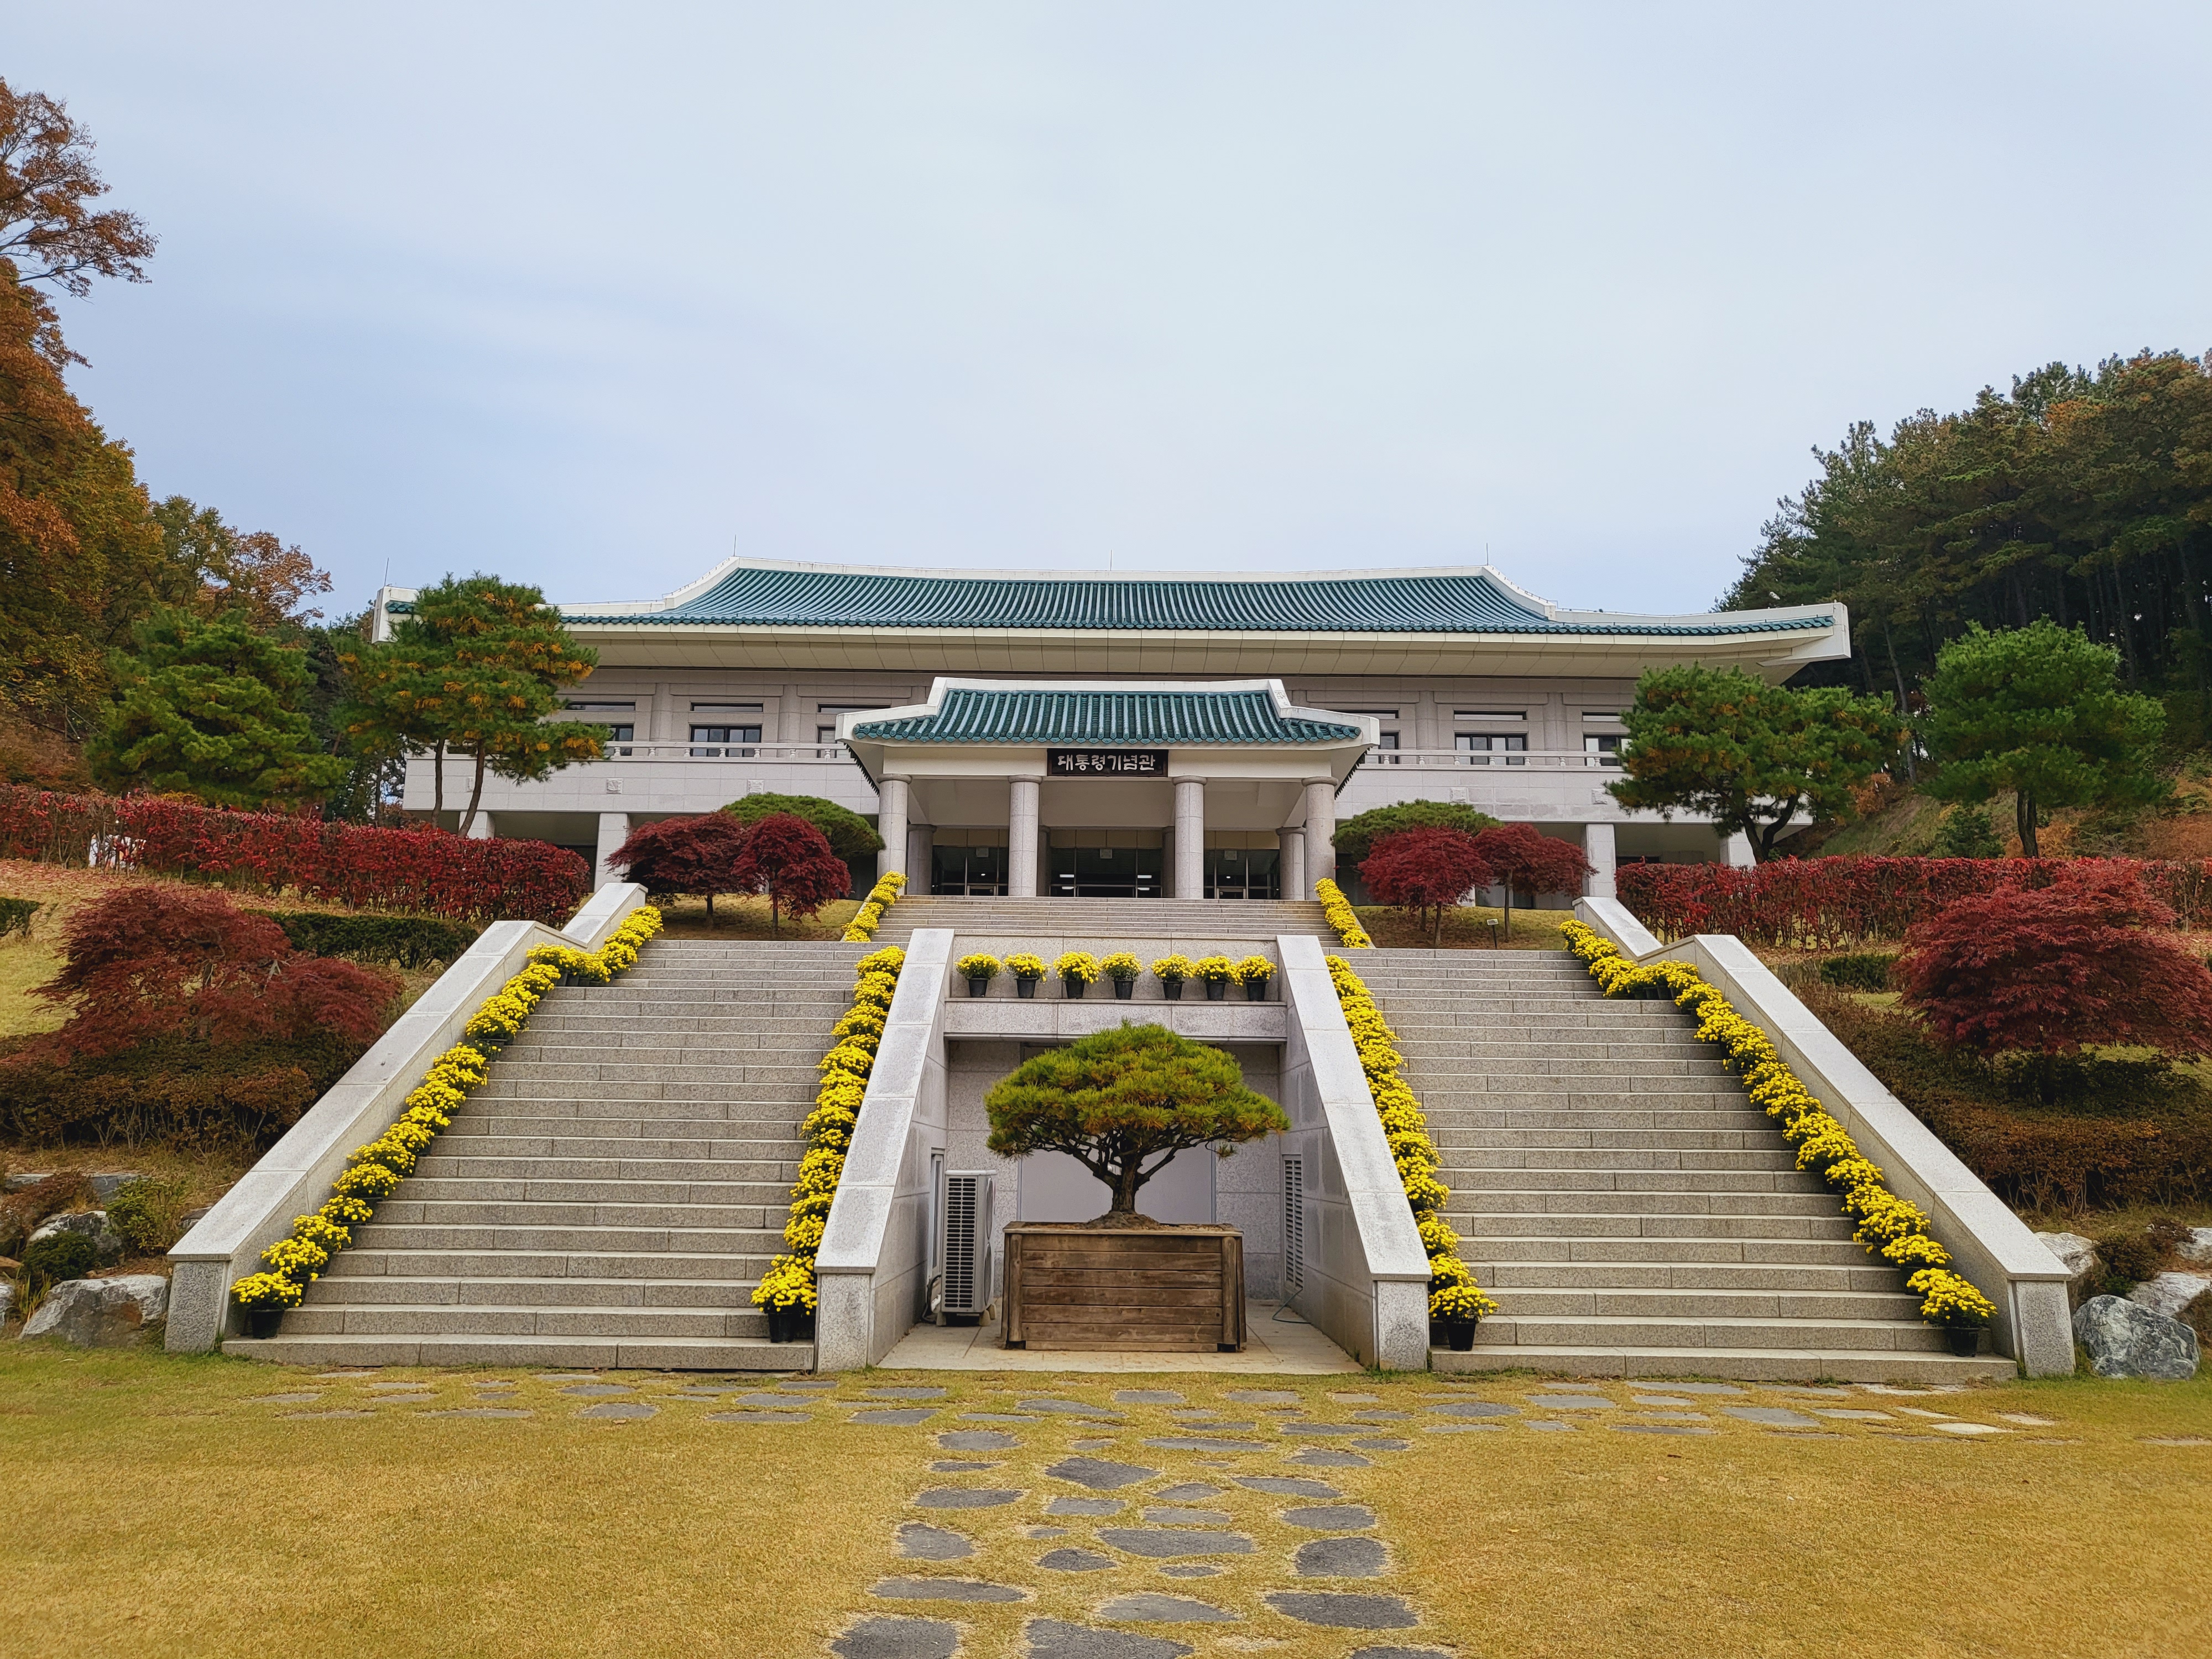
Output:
[1898, 863, 2212, 1081]
[1471, 822, 1596, 937]
[733, 811, 851, 933]
[1362, 826, 1494, 946]
[27, 885, 395, 1060]
[606, 813, 749, 924]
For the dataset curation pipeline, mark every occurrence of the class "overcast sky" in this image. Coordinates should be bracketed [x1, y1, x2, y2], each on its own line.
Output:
[8, 5, 2209, 619]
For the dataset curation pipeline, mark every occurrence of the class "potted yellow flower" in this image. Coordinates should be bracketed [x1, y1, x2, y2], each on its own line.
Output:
[230, 1271, 303, 1339]
[1234, 955, 1275, 1001]
[1150, 954, 1194, 1000]
[957, 953, 1001, 998]
[1102, 952, 1142, 999]
[1056, 952, 1101, 999]
[1429, 1281, 1496, 1352]
[1195, 954, 1237, 1001]
[1006, 953, 1047, 999]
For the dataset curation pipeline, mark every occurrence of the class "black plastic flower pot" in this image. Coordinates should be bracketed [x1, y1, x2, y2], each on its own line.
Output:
[1113, 979, 1134, 999]
[766, 1308, 816, 1344]
[967, 976, 990, 998]
[1016, 978, 1038, 999]
[245, 1308, 285, 1339]
[1442, 1318, 1478, 1353]
[1164, 980, 1184, 1000]
[1064, 978, 1086, 999]
[1244, 981, 1267, 1001]
[1206, 979, 1227, 1000]
[1945, 1323, 1981, 1358]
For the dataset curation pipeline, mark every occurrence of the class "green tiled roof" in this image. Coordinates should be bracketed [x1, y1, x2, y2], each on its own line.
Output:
[850, 688, 1363, 746]
[556, 566, 1829, 637]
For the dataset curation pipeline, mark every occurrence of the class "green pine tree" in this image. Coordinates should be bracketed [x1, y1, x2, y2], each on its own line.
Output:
[88, 609, 349, 806]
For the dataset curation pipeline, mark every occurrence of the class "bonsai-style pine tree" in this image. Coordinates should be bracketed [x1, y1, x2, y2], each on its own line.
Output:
[1921, 620, 2167, 858]
[722, 792, 883, 895]
[1332, 801, 1500, 873]
[1471, 822, 1595, 939]
[1609, 665, 1905, 861]
[88, 609, 349, 806]
[1361, 826, 1493, 946]
[606, 813, 749, 924]
[985, 1024, 1288, 1220]
[732, 811, 850, 934]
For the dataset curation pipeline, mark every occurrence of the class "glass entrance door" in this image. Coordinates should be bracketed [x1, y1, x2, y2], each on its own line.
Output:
[1050, 844, 1163, 898]
[931, 844, 1008, 896]
[1205, 847, 1281, 899]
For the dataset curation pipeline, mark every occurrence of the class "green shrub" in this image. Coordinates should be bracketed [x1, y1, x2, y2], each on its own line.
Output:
[106, 1176, 190, 1253]
[0, 897, 38, 938]
[1932, 804, 2005, 859]
[254, 911, 480, 968]
[22, 1230, 95, 1284]
[1819, 951, 1898, 992]
[720, 794, 883, 892]
[2090, 1228, 2163, 1293]
[1333, 801, 1502, 868]
[0, 1031, 361, 1150]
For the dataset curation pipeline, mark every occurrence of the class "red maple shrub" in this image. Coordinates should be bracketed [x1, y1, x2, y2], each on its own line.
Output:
[1471, 823, 1595, 933]
[733, 812, 851, 933]
[1898, 863, 2212, 1060]
[27, 885, 398, 1060]
[1363, 827, 1495, 946]
[606, 813, 750, 923]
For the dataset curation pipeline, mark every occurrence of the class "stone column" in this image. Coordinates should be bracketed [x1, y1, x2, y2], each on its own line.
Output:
[1175, 778, 1206, 901]
[1008, 777, 1040, 898]
[1303, 780, 1337, 896]
[906, 823, 934, 888]
[1583, 821, 1616, 900]
[1280, 827, 1305, 901]
[464, 811, 496, 841]
[878, 778, 910, 880]
[594, 812, 631, 891]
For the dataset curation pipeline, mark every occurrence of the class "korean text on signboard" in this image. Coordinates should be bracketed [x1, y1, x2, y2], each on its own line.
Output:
[1047, 748, 1170, 778]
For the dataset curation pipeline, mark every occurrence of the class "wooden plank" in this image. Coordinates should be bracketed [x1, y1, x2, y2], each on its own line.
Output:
[1001, 1225, 1245, 1354]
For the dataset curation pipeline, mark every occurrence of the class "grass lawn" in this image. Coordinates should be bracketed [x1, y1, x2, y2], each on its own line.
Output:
[652, 893, 864, 940]
[2, 1346, 2206, 1658]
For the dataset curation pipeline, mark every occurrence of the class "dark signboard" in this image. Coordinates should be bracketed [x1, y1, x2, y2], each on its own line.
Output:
[1047, 748, 1170, 778]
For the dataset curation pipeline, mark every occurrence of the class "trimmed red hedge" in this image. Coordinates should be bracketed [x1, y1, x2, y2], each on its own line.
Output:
[0, 786, 588, 924]
[1616, 855, 2212, 948]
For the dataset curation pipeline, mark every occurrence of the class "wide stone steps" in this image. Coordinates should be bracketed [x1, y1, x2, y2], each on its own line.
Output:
[233, 936, 841, 1371]
[1354, 947, 2011, 1383]
[869, 896, 1328, 946]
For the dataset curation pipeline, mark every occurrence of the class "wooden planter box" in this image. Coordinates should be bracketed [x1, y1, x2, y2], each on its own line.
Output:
[1002, 1222, 1245, 1352]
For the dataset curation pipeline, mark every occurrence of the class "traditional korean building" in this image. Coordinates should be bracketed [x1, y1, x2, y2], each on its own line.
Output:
[374, 559, 1848, 898]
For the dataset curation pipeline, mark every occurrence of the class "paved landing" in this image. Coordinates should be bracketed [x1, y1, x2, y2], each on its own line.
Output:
[879, 1303, 1359, 1374]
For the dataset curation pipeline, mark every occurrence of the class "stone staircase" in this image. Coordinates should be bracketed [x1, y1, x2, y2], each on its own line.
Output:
[1352, 950, 2015, 1382]
[228, 940, 865, 1370]
[872, 896, 1327, 948]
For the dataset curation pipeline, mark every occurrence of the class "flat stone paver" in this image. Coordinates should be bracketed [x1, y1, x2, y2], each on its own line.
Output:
[562, 1384, 634, 1397]
[1152, 1483, 1224, 1502]
[1633, 1395, 1696, 1406]
[1039, 1548, 1119, 1573]
[1283, 1504, 1376, 1530]
[1024, 1618, 1193, 1658]
[1141, 1507, 1232, 1525]
[1046, 1498, 1124, 1517]
[735, 1392, 805, 1407]
[1295, 1537, 1388, 1577]
[1096, 1594, 1239, 1624]
[896, 1524, 973, 1561]
[872, 1578, 1026, 1603]
[1114, 1390, 1185, 1405]
[1724, 1407, 1820, 1428]
[831, 1615, 960, 1659]
[1636, 1382, 1743, 1395]
[705, 1411, 808, 1423]
[1430, 1401, 1516, 1418]
[1021, 1399, 1125, 1418]
[1524, 1422, 1575, 1433]
[941, 1430, 1020, 1452]
[1048, 1457, 1159, 1489]
[932, 1460, 998, 1472]
[577, 1402, 655, 1420]
[1813, 1409, 1893, 1422]
[1236, 1475, 1341, 1498]
[1096, 1528, 1255, 1558]
[962, 1413, 1042, 1423]
[1264, 1592, 1418, 1630]
[1281, 1423, 1366, 1436]
[1331, 1391, 1381, 1402]
[853, 1409, 940, 1426]
[1526, 1395, 1613, 1411]
[914, 1488, 1024, 1510]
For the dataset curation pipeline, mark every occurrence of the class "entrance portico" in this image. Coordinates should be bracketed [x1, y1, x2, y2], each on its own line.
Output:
[839, 679, 1376, 899]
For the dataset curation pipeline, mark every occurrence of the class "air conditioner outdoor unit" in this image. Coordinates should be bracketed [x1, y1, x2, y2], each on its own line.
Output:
[937, 1171, 995, 1321]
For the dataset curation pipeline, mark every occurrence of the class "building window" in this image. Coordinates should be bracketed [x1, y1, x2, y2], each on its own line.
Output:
[690, 724, 761, 758]
[565, 702, 635, 756]
[1458, 733, 1527, 767]
[1376, 732, 1400, 764]
[1584, 734, 1622, 768]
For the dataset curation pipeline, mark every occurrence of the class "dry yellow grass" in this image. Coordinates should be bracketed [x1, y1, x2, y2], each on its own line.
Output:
[1, 1349, 2206, 1659]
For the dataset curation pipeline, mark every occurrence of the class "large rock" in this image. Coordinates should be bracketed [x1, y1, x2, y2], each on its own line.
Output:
[2177, 1228, 2212, 1267]
[20, 1275, 169, 1346]
[29, 1211, 125, 1267]
[2034, 1232, 2100, 1306]
[2073, 1294, 2200, 1381]
[2128, 1272, 2212, 1322]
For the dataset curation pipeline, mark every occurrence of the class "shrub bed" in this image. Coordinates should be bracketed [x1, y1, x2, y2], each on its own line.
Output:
[254, 911, 482, 968]
[1619, 854, 2212, 948]
[0, 784, 587, 922]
